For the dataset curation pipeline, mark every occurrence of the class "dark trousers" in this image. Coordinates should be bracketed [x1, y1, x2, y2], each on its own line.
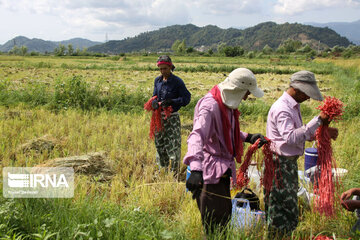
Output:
[195, 173, 232, 236]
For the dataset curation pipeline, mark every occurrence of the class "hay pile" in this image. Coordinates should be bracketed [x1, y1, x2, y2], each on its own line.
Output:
[11, 135, 61, 160]
[40, 151, 115, 181]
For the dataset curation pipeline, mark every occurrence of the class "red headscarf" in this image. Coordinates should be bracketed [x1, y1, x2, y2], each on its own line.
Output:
[210, 85, 243, 163]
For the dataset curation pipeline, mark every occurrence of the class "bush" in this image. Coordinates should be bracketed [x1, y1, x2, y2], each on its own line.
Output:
[52, 76, 100, 111]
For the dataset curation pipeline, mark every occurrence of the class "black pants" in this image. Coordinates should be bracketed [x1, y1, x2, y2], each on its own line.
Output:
[195, 170, 232, 236]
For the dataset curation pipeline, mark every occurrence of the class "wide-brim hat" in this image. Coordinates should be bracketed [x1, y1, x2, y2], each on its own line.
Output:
[290, 70, 323, 101]
[219, 68, 264, 98]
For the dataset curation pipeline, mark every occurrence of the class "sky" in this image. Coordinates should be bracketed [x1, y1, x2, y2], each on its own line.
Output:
[0, 0, 359, 44]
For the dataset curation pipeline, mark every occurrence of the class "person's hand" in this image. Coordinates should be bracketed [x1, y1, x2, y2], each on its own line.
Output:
[161, 99, 173, 108]
[319, 112, 330, 125]
[341, 188, 355, 201]
[328, 127, 338, 140]
[186, 171, 203, 199]
[246, 133, 268, 148]
[341, 199, 359, 212]
[151, 99, 159, 110]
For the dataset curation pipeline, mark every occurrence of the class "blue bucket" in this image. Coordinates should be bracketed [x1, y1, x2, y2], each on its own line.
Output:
[186, 166, 191, 192]
[304, 147, 318, 172]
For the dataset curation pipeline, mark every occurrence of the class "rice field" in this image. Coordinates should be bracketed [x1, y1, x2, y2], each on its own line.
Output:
[0, 54, 359, 239]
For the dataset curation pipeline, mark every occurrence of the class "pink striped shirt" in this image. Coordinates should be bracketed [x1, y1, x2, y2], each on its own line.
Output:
[266, 92, 322, 156]
[183, 93, 248, 184]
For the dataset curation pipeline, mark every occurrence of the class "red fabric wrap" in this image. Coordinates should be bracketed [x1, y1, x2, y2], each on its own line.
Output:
[210, 85, 243, 163]
[157, 61, 173, 67]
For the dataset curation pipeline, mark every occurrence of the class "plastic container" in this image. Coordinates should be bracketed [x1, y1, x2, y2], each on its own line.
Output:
[304, 148, 318, 174]
[186, 166, 191, 192]
[231, 198, 265, 229]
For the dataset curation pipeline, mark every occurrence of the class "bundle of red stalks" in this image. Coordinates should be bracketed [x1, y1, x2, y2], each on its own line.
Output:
[236, 137, 276, 196]
[314, 96, 344, 216]
[144, 96, 173, 139]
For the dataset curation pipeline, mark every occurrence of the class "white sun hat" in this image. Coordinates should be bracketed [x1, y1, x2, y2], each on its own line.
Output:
[218, 68, 264, 109]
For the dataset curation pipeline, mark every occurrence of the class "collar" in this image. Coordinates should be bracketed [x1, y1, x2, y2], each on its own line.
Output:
[160, 73, 173, 82]
[282, 91, 300, 109]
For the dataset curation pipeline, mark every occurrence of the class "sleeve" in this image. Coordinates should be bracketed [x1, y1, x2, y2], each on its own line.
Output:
[152, 78, 158, 97]
[171, 79, 191, 107]
[183, 103, 212, 171]
[276, 112, 321, 145]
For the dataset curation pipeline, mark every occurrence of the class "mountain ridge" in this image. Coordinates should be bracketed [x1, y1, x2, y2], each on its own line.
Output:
[0, 36, 102, 53]
[0, 21, 354, 54]
[305, 20, 360, 45]
[88, 22, 351, 53]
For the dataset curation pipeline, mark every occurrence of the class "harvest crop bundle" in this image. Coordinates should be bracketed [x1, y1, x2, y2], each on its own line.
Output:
[236, 138, 276, 196]
[144, 96, 172, 139]
[314, 96, 344, 216]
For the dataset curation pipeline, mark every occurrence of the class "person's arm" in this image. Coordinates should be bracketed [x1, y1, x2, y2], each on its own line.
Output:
[341, 188, 360, 200]
[341, 200, 360, 212]
[341, 188, 360, 211]
[170, 79, 191, 107]
[152, 78, 158, 97]
[183, 103, 213, 171]
[275, 111, 321, 145]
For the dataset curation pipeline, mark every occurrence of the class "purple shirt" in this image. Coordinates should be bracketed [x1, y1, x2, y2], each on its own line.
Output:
[183, 93, 248, 184]
[266, 92, 322, 156]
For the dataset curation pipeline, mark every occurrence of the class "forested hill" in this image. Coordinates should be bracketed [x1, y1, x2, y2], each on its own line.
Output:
[88, 22, 351, 54]
[0, 36, 101, 53]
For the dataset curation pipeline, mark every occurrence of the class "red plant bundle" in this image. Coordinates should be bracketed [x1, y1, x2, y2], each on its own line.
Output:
[236, 140, 259, 188]
[316, 96, 344, 122]
[314, 96, 344, 216]
[144, 96, 173, 139]
[260, 140, 277, 196]
[236, 137, 275, 195]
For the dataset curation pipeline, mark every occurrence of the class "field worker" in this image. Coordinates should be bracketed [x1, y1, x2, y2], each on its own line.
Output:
[184, 68, 267, 235]
[152, 55, 191, 175]
[266, 70, 339, 235]
[341, 188, 360, 232]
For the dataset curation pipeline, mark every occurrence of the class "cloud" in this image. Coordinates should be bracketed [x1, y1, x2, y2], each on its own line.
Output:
[191, 0, 264, 15]
[0, 0, 191, 36]
[274, 0, 360, 15]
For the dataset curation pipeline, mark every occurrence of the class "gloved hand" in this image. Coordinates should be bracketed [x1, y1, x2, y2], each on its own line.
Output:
[161, 99, 173, 108]
[151, 99, 159, 110]
[186, 171, 203, 199]
[245, 133, 268, 148]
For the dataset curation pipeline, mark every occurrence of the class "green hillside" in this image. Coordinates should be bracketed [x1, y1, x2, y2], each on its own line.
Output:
[88, 22, 351, 53]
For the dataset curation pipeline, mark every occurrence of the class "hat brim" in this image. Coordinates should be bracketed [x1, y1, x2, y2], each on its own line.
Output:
[249, 87, 264, 98]
[291, 82, 323, 101]
[219, 78, 264, 98]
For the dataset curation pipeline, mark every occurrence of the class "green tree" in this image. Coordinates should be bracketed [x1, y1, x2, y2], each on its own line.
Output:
[217, 42, 228, 55]
[297, 44, 312, 53]
[222, 46, 244, 57]
[81, 48, 88, 56]
[20, 46, 28, 56]
[177, 40, 186, 53]
[279, 39, 302, 53]
[171, 40, 181, 53]
[67, 44, 74, 56]
[9, 46, 21, 55]
[262, 44, 273, 54]
[55, 44, 66, 56]
[186, 47, 194, 53]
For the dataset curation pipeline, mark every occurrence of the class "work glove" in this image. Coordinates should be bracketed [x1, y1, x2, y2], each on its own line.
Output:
[245, 133, 268, 148]
[186, 171, 203, 199]
[161, 99, 173, 108]
[151, 99, 159, 110]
